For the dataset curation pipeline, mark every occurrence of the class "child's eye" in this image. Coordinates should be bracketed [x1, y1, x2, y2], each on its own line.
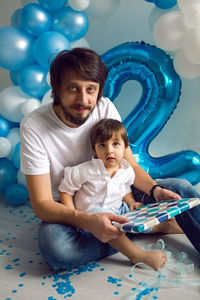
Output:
[113, 142, 120, 146]
[99, 143, 106, 149]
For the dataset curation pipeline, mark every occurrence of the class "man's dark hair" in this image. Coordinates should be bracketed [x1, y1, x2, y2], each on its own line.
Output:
[50, 48, 108, 105]
[91, 118, 129, 150]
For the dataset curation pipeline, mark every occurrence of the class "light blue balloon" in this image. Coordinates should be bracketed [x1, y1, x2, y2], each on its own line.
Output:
[52, 7, 89, 42]
[0, 26, 35, 71]
[101, 42, 200, 185]
[11, 142, 20, 170]
[38, 0, 68, 12]
[10, 70, 20, 85]
[0, 116, 10, 137]
[0, 158, 17, 193]
[34, 31, 71, 69]
[6, 183, 29, 206]
[19, 64, 50, 97]
[20, 3, 51, 37]
[11, 8, 22, 28]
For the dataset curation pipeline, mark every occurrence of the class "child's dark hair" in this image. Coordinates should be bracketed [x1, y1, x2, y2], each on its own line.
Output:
[91, 118, 129, 149]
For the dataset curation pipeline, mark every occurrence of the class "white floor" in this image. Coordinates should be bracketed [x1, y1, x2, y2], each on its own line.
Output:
[0, 195, 200, 300]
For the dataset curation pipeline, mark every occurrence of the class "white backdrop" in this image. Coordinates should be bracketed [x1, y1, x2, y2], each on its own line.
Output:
[1, 0, 200, 188]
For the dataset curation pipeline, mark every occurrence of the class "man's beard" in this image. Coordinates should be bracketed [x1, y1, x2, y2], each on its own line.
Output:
[60, 102, 92, 126]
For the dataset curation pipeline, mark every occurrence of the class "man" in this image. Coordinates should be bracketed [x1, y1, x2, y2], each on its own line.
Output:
[20, 48, 200, 271]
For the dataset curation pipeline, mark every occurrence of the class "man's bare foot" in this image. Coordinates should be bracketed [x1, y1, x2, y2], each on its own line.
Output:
[150, 219, 183, 234]
[131, 250, 167, 271]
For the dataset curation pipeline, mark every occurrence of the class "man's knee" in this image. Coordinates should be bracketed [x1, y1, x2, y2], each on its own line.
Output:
[38, 223, 82, 270]
[157, 178, 198, 197]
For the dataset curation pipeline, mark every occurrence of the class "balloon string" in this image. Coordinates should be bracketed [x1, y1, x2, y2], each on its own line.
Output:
[126, 239, 200, 300]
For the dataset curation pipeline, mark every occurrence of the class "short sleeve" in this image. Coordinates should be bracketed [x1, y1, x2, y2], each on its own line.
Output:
[98, 97, 121, 122]
[58, 164, 88, 195]
[20, 125, 50, 175]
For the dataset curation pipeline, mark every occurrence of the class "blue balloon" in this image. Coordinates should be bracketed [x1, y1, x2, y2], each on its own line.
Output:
[20, 3, 51, 37]
[6, 184, 29, 206]
[11, 8, 22, 28]
[145, 0, 177, 9]
[52, 7, 89, 42]
[101, 42, 200, 185]
[11, 142, 21, 170]
[155, 0, 177, 9]
[38, 0, 68, 12]
[19, 64, 50, 97]
[10, 70, 20, 85]
[0, 116, 10, 137]
[0, 158, 17, 193]
[0, 26, 35, 71]
[34, 31, 71, 69]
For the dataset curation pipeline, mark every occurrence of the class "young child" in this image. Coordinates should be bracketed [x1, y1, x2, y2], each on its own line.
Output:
[59, 118, 167, 270]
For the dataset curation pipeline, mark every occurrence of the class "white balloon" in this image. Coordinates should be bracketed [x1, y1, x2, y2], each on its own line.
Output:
[173, 50, 200, 79]
[149, 5, 179, 32]
[17, 170, 27, 187]
[149, 7, 167, 32]
[21, 98, 41, 116]
[86, 0, 120, 18]
[153, 11, 186, 51]
[183, 3, 200, 29]
[6, 127, 20, 161]
[42, 89, 53, 105]
[71, 38, 90, 49]
[0, 137, 12, 158]
[7, 127, 20, 148]
[183, 29, 200, 64]
[0, 86, 30, 123]
[178, 0, 200, 12]
[68, 0, 90, 11]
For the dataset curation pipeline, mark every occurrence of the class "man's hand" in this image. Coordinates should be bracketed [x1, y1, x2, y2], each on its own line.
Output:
[154, 186, 181, 202]
[88, 213, 128, 243]
[129, 202, 144, 211]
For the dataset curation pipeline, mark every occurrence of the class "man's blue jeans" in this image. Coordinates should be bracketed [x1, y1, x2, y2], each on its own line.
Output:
[38, 178, 200, 271]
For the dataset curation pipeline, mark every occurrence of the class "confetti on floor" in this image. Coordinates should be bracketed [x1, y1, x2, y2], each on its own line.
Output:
[0, 196, 200, 300]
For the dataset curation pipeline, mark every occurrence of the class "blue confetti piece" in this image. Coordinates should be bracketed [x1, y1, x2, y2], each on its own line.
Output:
[107, 276, 122, 284]
[5, 265, 13, 270]
[19, 272, 26, 277]
[13, 258, 20, 262]
[114, 291, 119, 295]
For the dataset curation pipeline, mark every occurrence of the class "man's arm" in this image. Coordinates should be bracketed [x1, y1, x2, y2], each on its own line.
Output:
[26, 173, 129, 242]
[124, 146, 181, 201]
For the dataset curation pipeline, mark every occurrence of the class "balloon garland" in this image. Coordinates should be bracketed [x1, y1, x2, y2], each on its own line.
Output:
[0, 0, 122, 205]
[147, 0, 200, 79]
[102, 42, 200, 184]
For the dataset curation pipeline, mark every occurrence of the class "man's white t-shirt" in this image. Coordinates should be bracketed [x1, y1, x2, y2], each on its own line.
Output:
[20, 97, 121, 200]
[58, 158, 135, 214]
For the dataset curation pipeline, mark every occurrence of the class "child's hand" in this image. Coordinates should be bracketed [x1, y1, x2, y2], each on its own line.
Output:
[129, 202, 144, 211]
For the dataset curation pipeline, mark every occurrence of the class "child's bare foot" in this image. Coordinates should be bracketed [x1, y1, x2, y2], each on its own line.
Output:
[132, 250, 167, 271]
[150, 219, 183, 234]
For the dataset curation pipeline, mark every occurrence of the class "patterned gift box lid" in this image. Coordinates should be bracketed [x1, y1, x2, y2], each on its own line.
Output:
[114, 198, 200, 233]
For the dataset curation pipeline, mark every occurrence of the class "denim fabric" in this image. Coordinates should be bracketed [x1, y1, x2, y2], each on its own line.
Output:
[38, 178, 200, 271]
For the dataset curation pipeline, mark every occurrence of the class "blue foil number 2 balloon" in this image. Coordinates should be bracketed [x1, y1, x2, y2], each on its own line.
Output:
[102, 42, 200, 185]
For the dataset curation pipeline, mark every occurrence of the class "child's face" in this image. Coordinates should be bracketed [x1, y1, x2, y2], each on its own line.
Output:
[94, 134, 126, 169]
